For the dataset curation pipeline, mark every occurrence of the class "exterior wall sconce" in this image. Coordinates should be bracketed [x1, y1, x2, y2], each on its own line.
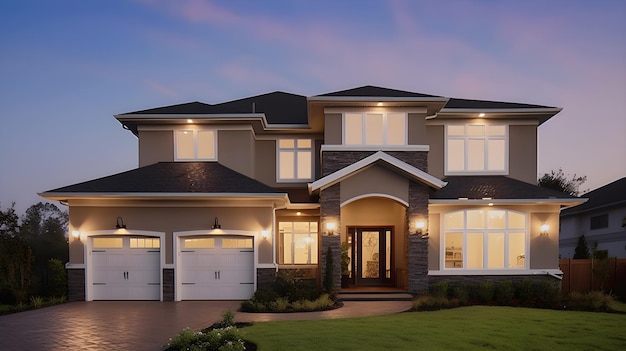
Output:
[415, 221, 426, 235]
[72, 230, 80, 240]
[326, 222, 336, 235]
[261, 230, 268, 239]
[115, 217, 126, 229]
[540, 224, 549, 236]
[212, 217, 221, 229]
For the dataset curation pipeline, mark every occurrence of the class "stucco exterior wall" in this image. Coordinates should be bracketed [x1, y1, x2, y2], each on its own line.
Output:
[509, 125, 537, 184]
[426, 125, 444, 178]
[138, 130, 173, 167]
[340, 165, 409, 205]
[324, 113, 342, 145]
[407, 112, 428, 145]
[68, 204, 274, 265]
[218, 130, 255, 178]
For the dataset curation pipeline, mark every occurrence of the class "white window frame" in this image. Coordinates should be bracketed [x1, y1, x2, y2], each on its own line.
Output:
[442, 209, 528, 270]
[276, 138, 313, 182]
[278, 221, 319, 265]
[342, 112, 407, 146]
[445, 123, 508, 175]
[174, 129, 217, 161]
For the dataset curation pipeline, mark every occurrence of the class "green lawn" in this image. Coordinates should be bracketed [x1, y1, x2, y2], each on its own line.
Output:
[241, 306, 626, 351]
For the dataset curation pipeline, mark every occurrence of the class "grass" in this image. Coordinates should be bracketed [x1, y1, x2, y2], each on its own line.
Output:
[241, 306, 626, 350]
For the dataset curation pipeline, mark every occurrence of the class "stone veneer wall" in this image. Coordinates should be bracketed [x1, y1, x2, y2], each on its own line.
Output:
[322, 151, 428, 175]
[407, 235, 429, 294]
[321, 234, 341, 292]
[163, 268, 174, 301]
[257, 268, 277, 291]
[428, 274, 561, 289]
[67, 269, 85, 302]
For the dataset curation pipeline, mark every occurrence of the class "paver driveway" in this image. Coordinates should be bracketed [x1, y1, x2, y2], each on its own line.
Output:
[0, 301, 242, 351]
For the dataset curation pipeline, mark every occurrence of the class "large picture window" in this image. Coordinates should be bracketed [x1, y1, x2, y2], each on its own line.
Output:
[279, 221, 318, 264]
[446, 124, 507, 174]
[344, 112, 406, 145]
[277, 139, 313, 181]
[175, 129, 216, 160]
[443, 209, 527, 269]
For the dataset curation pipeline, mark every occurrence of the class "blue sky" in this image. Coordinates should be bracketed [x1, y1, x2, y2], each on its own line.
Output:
[1, 0, 625, 214]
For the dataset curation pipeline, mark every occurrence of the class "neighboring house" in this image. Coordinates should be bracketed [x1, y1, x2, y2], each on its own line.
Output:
[40, 85, 584, 302]
[560, 177, 626, 259]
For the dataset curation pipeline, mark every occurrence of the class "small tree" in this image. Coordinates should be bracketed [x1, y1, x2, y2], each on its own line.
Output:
[573, 235, 590, 259]
[323, 246, 335, 293]
[538, 168, 587, 196]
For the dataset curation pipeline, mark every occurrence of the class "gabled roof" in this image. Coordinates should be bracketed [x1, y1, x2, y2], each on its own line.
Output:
[430, 176, 584, 206]
[316, 85, 443, 98]
[309, 151, 447, 193]
[40, 162, 285, 201]
[561, 177, 626, 216]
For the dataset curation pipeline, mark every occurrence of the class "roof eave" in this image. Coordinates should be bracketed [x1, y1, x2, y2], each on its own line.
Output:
[39, 192, 290, 203]
[429, 198, 586, 207]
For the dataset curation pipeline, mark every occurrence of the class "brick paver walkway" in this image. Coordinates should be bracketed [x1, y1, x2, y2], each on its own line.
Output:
[0, 300, 412, 350]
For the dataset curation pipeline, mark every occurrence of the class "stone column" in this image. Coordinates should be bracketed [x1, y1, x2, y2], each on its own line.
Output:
[408, 234, 429, 294]
[163, 268, 174, 301]
[321, 234, 341, 292]
[67, 268, 85, 301]
[320, 183, 341, 292]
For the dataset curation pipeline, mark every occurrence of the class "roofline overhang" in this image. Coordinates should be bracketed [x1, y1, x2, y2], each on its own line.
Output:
[560, 199, 624, 216]
[438, 107, 562, 115]
[309, 151, 447, 193]
[39, 192, 290, 204]
[429, 198, 587, 207]
[114, 114, 310, 130]
[308, 96, 450, 103]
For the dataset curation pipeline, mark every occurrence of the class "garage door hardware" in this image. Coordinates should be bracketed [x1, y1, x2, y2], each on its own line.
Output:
[214, 271, 221, 279]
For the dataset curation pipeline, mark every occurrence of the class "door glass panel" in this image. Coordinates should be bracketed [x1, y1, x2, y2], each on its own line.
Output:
[361, 231, 380, 279]
[385, 231, 391, 278]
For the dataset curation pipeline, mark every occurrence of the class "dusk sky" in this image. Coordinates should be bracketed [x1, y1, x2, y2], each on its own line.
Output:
[1, 0, 625, 215]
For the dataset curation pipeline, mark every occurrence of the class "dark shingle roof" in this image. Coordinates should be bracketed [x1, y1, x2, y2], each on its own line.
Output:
[122, 91, 308, 125]
[431, 176, 577, 200]
[316, 85, 443, 98]
[444, 98, 556, 110]
[561, 177, 626, 216]
[43, 162, 282, 195]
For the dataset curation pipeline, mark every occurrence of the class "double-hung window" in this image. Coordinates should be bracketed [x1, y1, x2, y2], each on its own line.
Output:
[443, 209, 527, 270]
[279, 221, 318, 264]
[277, 139, 313, 181]
[344, 112, 407, 145]
[446, 124, 507, 174]
[175, 129, 216, 160]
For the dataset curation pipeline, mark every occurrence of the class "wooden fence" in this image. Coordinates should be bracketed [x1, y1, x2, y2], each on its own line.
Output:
[559, 258, 626, 294]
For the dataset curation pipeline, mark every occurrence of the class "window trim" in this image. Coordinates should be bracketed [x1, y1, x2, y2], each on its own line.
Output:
[276, 138, 314, 182]
[342, 112, 408, 146]
[278, 221, 319, 265]
[590, 214, 609, 230]
[441, 209, 528, 270]
[174, 129, 217, 161]
[445, 123, 508, 175]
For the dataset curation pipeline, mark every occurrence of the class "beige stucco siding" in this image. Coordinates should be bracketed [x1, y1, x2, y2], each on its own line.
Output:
[427, 125, 445, 178]
[340, 165, 409, 205]
[218, 130, 255, 178]
[508, 125, 537, 184]
[254, 140, 277, 186]
[68, 205, 274, 265]
[407, 112, 428, 145]
[324, 113, 342, 145]
[138, 131, 174, 167]
[529, 211, 560, 269]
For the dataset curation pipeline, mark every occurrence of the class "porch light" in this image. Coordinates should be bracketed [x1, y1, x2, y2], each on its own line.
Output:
[261, 230, 268, 239]
[115, 217, 126, 229]
[326, 222, 336, 235]
[212, 217, 221, 229]
[478, 113, 485, 117]
[72, 230, 80, 240]
[415, 221, 426, 235]
[540, 224, 549, 236]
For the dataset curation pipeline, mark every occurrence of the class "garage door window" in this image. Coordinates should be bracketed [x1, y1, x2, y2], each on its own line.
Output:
[222, 238, 253, 249]
[93, 237, 123, 248]
[184, 238, 215, 249]
[130, 238, 160, 249]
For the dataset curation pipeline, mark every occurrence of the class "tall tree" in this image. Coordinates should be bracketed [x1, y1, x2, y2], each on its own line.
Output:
[573, 235, 590, 259]
[20, 202, 69, 296]
[0, 202, 20, 237]
[538, 168, 587, 196]
[0, 235, 34, 303]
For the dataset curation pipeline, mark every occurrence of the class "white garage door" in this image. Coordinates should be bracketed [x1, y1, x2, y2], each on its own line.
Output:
[180, 236, 254, 300]
[91, 236, 161, 300]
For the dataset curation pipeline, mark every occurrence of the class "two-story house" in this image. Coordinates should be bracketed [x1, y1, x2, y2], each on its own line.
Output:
[41, 86, 583, 301]
[560, 177, 626, 259]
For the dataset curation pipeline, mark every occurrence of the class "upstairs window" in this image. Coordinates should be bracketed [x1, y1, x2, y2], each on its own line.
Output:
[446, 124, 507, 174]
[175, 130, 216, 160]
[277, 139, 313, 182]
[344, 112, 407, 145]
[590, 214, 608, 230]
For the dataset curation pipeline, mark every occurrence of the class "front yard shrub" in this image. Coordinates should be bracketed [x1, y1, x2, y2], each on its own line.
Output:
[533, 280, 560, 308]
[412, 295, 459, 311]
[476, 282, 494, 303]
[290, 294, 335, 311]
[564, 291, 615, 312]
[30, 296, 44, 308]
[166, 311, 249, 351]
[451, 284, 469, 305]
[514, 278, 534, 303]
[273, 270, 318, 302]
[495, 280, 514, 305]
[429, 282, 448, 298]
